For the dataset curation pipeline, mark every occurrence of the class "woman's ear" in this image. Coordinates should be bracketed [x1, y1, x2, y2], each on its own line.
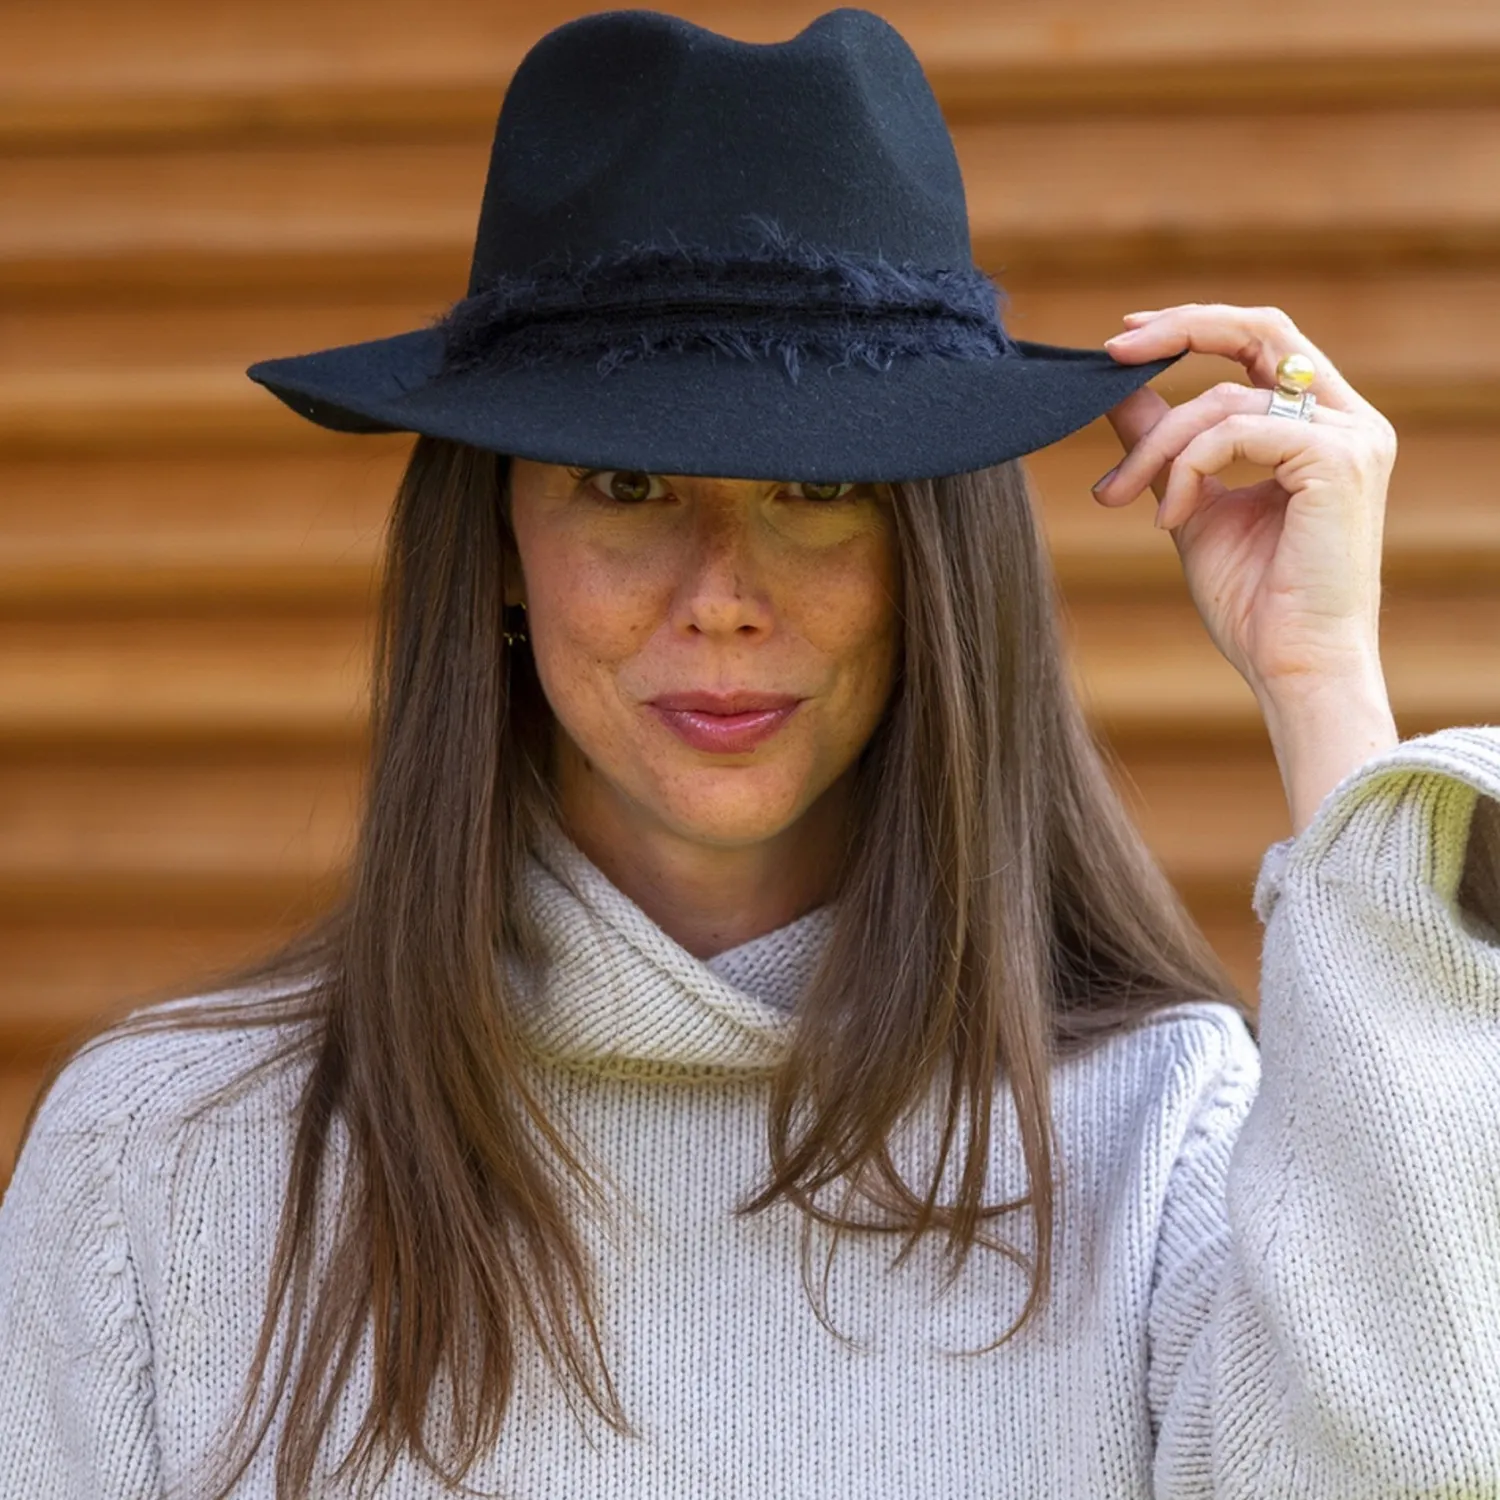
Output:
[499, 458, 527, 609]
[503, 556, 527, 610]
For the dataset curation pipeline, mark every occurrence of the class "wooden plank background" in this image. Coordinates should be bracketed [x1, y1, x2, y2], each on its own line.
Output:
[3, 0, 1498, 1181]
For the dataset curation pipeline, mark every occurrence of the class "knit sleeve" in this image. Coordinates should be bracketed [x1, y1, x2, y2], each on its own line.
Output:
[1149, 724, 1500, 1499]
[0, 1054, 163, 1499]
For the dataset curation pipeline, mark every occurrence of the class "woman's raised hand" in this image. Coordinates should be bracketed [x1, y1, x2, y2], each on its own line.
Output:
[1092, 303, 1398, 704]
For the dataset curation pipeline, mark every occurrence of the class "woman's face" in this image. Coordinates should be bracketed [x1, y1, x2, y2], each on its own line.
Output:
[506, 460, 903, 850]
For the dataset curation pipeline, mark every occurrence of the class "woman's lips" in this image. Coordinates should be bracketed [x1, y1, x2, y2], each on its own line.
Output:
[647, 694, 802, 754]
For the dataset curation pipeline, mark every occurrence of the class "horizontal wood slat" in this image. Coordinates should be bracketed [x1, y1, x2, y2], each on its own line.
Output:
[0, 751, 360, 893]
[1, 140, 484, 294]
[7, 108, 1500, 294]
[0, 616, 372, 745]
[0, 450, 396, 610]
[5, 0, 1500, 149]
[0, 450, 399, 540]
[1068, 587, 1500, 742]
[0, 918, 314, 1054]
[964, 108, 1500, 274]
[3, 295, 440, 376]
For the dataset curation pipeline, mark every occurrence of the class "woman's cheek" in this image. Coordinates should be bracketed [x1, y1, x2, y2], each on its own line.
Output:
[820, 553, 902, 730]
[788, 539, 900, 660]
[544, 550, 669, 661]
[527, 578, 667, 749]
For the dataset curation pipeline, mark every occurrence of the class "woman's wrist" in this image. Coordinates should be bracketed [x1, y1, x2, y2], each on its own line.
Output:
[1256, 660, 1400, 838]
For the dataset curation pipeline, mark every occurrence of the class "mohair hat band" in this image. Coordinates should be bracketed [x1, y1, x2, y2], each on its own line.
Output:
[435, 215, 1018, 385]
[247, 7, 1184, 484]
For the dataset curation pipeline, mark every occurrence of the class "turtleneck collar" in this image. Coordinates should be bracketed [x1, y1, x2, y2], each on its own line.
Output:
[509, 824, 836, 1080]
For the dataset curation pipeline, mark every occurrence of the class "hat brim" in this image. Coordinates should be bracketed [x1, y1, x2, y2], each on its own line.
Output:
[246, 328, 1184, 484]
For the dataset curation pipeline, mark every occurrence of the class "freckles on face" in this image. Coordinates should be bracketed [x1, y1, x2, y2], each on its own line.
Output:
[506, 459, 903, 846]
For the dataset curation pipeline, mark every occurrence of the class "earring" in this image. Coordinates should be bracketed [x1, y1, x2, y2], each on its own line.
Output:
[503, 599, 528, 648]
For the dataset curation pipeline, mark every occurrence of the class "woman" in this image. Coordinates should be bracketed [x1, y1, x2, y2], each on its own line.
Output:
[2, 8, 1498, 1499]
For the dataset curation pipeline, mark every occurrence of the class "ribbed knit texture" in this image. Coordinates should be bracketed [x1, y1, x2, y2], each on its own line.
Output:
[2, 723, 1499, 1498]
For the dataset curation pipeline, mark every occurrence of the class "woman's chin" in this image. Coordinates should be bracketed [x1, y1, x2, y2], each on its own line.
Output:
[648, 768, 821, 849]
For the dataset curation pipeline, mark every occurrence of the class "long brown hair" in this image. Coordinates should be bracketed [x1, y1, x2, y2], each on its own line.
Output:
[19, 435, 1252, 1497]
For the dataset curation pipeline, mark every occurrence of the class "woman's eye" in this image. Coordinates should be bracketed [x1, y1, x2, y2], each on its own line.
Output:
[564, 469, 859, 504]
[567, 468, 663, 504]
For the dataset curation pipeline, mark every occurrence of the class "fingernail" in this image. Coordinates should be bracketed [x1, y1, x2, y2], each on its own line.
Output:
[1122, 310, 1160, 322]
[1104, 328, 1144, 345]
[1154, 501, 1168, 529]
[1091, 465, 1120, 493]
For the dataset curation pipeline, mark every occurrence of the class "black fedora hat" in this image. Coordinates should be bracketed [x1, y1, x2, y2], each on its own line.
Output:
[247, 7, 1183, 484]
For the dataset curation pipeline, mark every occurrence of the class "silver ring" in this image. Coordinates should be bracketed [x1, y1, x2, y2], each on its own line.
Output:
[1268, 388, 1317, 422]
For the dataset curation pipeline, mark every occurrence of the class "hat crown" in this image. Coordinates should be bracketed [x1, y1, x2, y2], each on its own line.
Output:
[246, 7, 1184, 484]
[469, 7, 974, 291]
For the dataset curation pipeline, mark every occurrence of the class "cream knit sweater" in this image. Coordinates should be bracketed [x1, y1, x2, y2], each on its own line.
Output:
[3, 724, 1500, 1499]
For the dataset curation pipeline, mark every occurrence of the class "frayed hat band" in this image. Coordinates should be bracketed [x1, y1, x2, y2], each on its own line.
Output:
[435, 226, 1017, 385]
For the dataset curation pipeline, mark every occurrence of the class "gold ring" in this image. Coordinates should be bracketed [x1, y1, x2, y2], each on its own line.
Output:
[1274, 353, 1317, 398]
[1267, 353, 1318, 420]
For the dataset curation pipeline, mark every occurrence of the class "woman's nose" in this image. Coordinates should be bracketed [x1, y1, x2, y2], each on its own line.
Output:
[672, 496, 776, 639]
